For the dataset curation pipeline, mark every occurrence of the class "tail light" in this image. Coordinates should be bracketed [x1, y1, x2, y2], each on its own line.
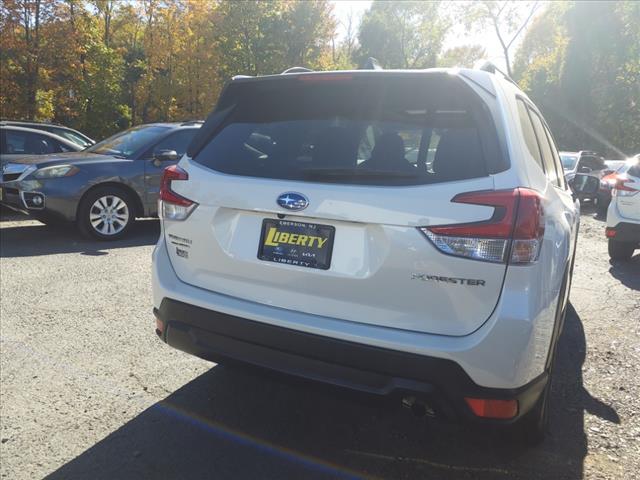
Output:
[612, 177, 637, 197]
[419, 188, 544, 265]
[159, 165, 197, 221]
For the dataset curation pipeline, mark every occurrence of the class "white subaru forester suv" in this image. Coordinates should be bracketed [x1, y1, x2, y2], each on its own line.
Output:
[152, 64, 579, 444]
[606, 155, 640, 261]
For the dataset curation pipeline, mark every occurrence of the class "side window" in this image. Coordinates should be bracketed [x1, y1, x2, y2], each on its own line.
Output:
[528, 108, 561, 187]
[543, 125, 566, 189]
[23, 132, 58, 155]
[56, 141, 75, 153]
[516, 99, 544, 172]
[5, 130, 28, 154]
[150, 129, 198, 158]
[0, 130, 6, 154]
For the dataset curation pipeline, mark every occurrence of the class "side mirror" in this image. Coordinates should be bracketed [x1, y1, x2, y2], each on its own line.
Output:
[153, 149, 179, 167]
[579, 166, 592, 173]
[570, 174, 600, 196]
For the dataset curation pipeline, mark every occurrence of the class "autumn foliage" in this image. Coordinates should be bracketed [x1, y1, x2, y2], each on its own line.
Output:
[0, 0, 337, 140]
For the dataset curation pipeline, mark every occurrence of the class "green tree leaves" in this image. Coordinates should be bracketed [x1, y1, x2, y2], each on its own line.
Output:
[514, 1, 639, 156]
[357, 1, 450, 69]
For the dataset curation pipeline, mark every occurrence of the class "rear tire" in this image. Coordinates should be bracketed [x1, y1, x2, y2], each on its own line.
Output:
[77, 186, 135, 240]
[608, 239, 635, 261]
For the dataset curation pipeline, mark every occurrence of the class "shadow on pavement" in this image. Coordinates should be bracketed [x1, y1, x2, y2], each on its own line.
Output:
[609, 254, 640, 290]
[0, 218, 160, 257]
[579, 202, 606, 222]
[46, 305, 617, 480]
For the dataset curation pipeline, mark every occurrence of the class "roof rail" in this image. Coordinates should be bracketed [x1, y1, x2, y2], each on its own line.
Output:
[476, 60, 518, 87]
[180, 120, 204, 126]
[360, 57, 382, 70]
[282, 67, 313, 74]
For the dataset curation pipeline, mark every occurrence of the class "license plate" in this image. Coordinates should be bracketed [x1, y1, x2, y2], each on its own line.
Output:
[258, 219, 335, 270]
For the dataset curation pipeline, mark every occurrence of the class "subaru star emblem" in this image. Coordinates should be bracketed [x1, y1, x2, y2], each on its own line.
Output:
[277, 192, 309, 211]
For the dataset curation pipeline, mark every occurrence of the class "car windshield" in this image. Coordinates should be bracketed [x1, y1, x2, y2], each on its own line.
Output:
[87, 125, 170, 158]
[52, 128, 92, 148]
[561, 154, 578, 170]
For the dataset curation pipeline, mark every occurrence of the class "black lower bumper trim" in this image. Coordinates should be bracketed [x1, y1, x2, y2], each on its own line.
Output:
[155, 298, 548, 423]
[608, 222, 640, 243]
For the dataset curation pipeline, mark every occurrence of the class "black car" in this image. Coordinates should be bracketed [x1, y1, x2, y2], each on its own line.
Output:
[1, 120, 94, 148]
[0, 121, 202, 240]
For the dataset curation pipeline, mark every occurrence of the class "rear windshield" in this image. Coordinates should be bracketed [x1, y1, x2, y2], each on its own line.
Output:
[193, 75, 501, 186]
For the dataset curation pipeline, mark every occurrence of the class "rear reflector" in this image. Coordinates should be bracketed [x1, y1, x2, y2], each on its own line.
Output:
[464, 398, 518, 419]
[155, 317, 164, 336]
[606, 228, 617, 238]
[420, 188, 544, 264]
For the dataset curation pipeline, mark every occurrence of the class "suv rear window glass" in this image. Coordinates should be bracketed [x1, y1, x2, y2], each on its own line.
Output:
[193, 75, 501, 186]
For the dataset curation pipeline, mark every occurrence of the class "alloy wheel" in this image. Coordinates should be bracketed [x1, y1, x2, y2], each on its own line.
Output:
[89, 195, 130, 236]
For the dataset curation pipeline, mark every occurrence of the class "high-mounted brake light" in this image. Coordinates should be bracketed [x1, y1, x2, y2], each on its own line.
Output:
[298, 74, 354, 83]
[419, 188, 545, 264]
[159, 165, 197, 221]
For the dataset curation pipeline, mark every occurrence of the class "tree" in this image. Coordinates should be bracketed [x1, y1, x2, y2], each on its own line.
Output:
[514, 1, 639, 156]
[0, 0, 55, 119]
[214, 0, 335, 78]
[438, 44, 486, 68]
[465, 0, 539, 76]
[331, 7, 358, 69]
[357, 1, 450, 69]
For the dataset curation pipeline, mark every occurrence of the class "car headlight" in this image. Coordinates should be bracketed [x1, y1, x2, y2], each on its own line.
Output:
[33, 165, 79, 179]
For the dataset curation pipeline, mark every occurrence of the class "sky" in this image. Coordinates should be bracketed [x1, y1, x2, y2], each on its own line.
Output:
[330, 0, 544, 71]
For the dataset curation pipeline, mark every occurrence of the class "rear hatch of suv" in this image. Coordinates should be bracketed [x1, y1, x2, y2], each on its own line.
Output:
[614, 161, 640, 221]
[162, 71, 515, 337]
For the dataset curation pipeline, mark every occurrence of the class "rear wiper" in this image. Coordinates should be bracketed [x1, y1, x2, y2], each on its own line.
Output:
[301, 167, 420, 178]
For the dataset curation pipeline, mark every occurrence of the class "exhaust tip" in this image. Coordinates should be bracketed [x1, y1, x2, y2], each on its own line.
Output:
[402, 396, 436, 417]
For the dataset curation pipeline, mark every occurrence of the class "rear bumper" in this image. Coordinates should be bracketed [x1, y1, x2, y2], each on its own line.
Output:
[607, 222, 640, 243]
[155, 297, 547, 423]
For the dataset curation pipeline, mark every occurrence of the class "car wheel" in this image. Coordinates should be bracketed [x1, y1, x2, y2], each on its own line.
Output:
[608, 239, 635, 261]
[77, 186, 135, 240]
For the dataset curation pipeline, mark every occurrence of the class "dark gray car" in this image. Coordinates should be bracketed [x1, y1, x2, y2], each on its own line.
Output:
[0, 122, 201, 240]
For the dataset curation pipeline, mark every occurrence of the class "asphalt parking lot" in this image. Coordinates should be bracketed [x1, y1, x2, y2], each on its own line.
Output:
[1, 207, 638, 480]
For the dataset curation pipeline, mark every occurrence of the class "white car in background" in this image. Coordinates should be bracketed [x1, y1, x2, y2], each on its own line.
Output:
[606, 155, 640, 260]
[152, 64, 579, 445]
